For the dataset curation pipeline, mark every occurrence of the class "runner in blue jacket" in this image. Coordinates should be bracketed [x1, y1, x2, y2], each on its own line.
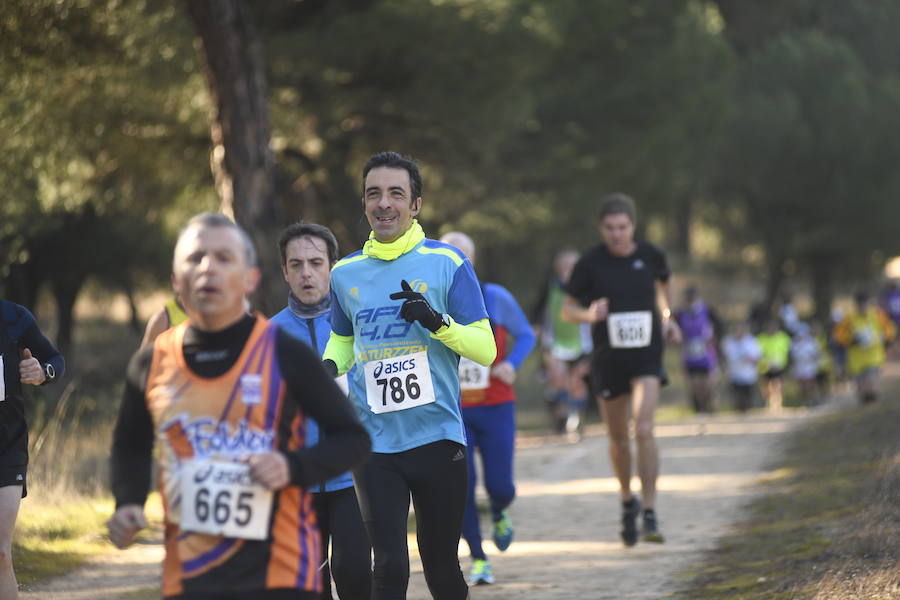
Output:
[270, 222, 371, 600]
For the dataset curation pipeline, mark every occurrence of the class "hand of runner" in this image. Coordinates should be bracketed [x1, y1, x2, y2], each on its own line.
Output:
[248, 452, 291, 490]
[107, 504, 147, 549]
[389, 279, 444, 332]
[664, 319, 682, 344]
[323, 359, 338, 378]
[492, 361, 516, 385]
[588, 298, 609, 322]
[19, 348, 45, 385]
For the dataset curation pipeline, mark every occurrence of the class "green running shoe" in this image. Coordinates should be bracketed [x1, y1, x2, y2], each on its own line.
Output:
[468, 558, 495, 585]
[642, 509, 665, 543]
[493, 510, 514, 551]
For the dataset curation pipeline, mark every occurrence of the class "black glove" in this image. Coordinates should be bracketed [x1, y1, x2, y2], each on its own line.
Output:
[322, 359, 338, 378]
[389, 279, 445, 333]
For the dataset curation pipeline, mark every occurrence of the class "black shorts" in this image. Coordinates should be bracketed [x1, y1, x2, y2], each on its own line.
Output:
[591, 349, 663, 400]
[686, 365, 711, 375]
[0, 465, 26, 498]
[763, 368, 783, 381]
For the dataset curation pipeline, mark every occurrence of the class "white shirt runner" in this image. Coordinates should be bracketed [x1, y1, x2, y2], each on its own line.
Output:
[364, 350, 436, 414]
[180, 459, 273, 540]
[607, 311, 653, 349]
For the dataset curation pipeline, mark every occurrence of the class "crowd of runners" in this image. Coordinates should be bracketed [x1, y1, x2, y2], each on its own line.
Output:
[663, 286, 897, 414]
[1, 151, 898, 599]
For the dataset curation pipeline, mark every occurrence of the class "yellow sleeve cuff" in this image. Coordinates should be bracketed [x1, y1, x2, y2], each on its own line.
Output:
[432, 317, 497, 366]
[322, 332, 356, 376]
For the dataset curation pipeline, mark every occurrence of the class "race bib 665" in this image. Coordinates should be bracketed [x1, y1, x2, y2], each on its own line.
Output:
[180, 459, 273, 540]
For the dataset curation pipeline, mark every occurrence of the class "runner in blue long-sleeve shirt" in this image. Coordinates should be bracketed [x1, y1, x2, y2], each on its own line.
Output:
[441, 232, 536, 586]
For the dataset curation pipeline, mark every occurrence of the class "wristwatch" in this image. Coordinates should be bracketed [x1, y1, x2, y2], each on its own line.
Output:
[43, 363, 55, 382]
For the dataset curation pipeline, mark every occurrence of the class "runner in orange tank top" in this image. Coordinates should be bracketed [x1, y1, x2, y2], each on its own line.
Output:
[108, 213, 370, 600]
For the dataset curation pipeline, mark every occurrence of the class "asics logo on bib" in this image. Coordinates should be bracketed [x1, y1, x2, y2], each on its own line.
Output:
[192, 463, 255, 487]
[372, 358, 417, 378]
[163, 416, 274, 457]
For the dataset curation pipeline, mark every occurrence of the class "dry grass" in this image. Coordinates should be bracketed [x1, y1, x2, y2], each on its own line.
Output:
[14, 316, 143, 584]
[675, 393, 900, 600]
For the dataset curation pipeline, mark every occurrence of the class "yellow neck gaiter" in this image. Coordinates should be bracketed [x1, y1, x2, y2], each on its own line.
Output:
[363, 220, 425, 261]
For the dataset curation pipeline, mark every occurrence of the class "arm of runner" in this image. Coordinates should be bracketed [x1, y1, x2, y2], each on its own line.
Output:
[322, 331, 356, 376]
[489, 285, 537, 384]
[561, 295, 607, 324]
[107, 505, 147, 550]
[111, 348, 155, 507]
[275, 329, 370, 488]
[431, 316, 496, 366]
[139, 308, 170, 350]
[432, 258, 497, 365]
[656, 280, 682, 344]
[16, 305, 65, 385]
[493, 285, 537, 370]
[108, 347, 155, 549]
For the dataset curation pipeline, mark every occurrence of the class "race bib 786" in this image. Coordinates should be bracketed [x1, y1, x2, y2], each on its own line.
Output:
[364, 350, 436, 414]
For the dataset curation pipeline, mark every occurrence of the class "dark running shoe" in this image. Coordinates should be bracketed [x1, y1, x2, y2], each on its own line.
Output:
[642, 509, 665, 543]
[621, 497, 641, 547]
[493, 510, 514, 552]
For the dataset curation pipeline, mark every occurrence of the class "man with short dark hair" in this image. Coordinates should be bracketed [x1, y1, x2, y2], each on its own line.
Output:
[108, 212, 370, 600]
[0, 299, 65, 599]
[323, 152, 496, 600]
[270, 221, 371, 600]
[562, 193, 681, 547]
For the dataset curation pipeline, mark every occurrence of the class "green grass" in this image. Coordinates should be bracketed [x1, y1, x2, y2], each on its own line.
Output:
[13, 497, 115, 585]
[15, 490, 165, 587]
[14, 315, 145, 585]
[674, 393, 900, 600]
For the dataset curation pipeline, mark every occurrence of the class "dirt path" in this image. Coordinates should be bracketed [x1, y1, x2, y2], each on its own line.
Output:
[19, 537, 163, 600]
[408, 402, 847, 600]
[20, 399, 847, 600]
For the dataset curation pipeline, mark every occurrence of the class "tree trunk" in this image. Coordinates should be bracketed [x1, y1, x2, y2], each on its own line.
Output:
[673, 193, 692, 260]
[123, 283, 142, 334]
[808, 255, 835, 327]
[51, 280, 80, 362]
[185, 0, 285, 315]
[763, 252, 785, 317]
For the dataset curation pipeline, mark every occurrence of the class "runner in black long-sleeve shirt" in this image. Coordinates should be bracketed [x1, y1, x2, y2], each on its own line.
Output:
[1, 300, 65, 599]
[108, 213, 370, 600]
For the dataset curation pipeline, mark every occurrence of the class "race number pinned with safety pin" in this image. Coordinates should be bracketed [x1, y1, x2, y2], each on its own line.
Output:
[364, 350, 436, 414]
[607, 311, 652, 348]
[458, 357, 490, 391]
[180, 459, 273, 540]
